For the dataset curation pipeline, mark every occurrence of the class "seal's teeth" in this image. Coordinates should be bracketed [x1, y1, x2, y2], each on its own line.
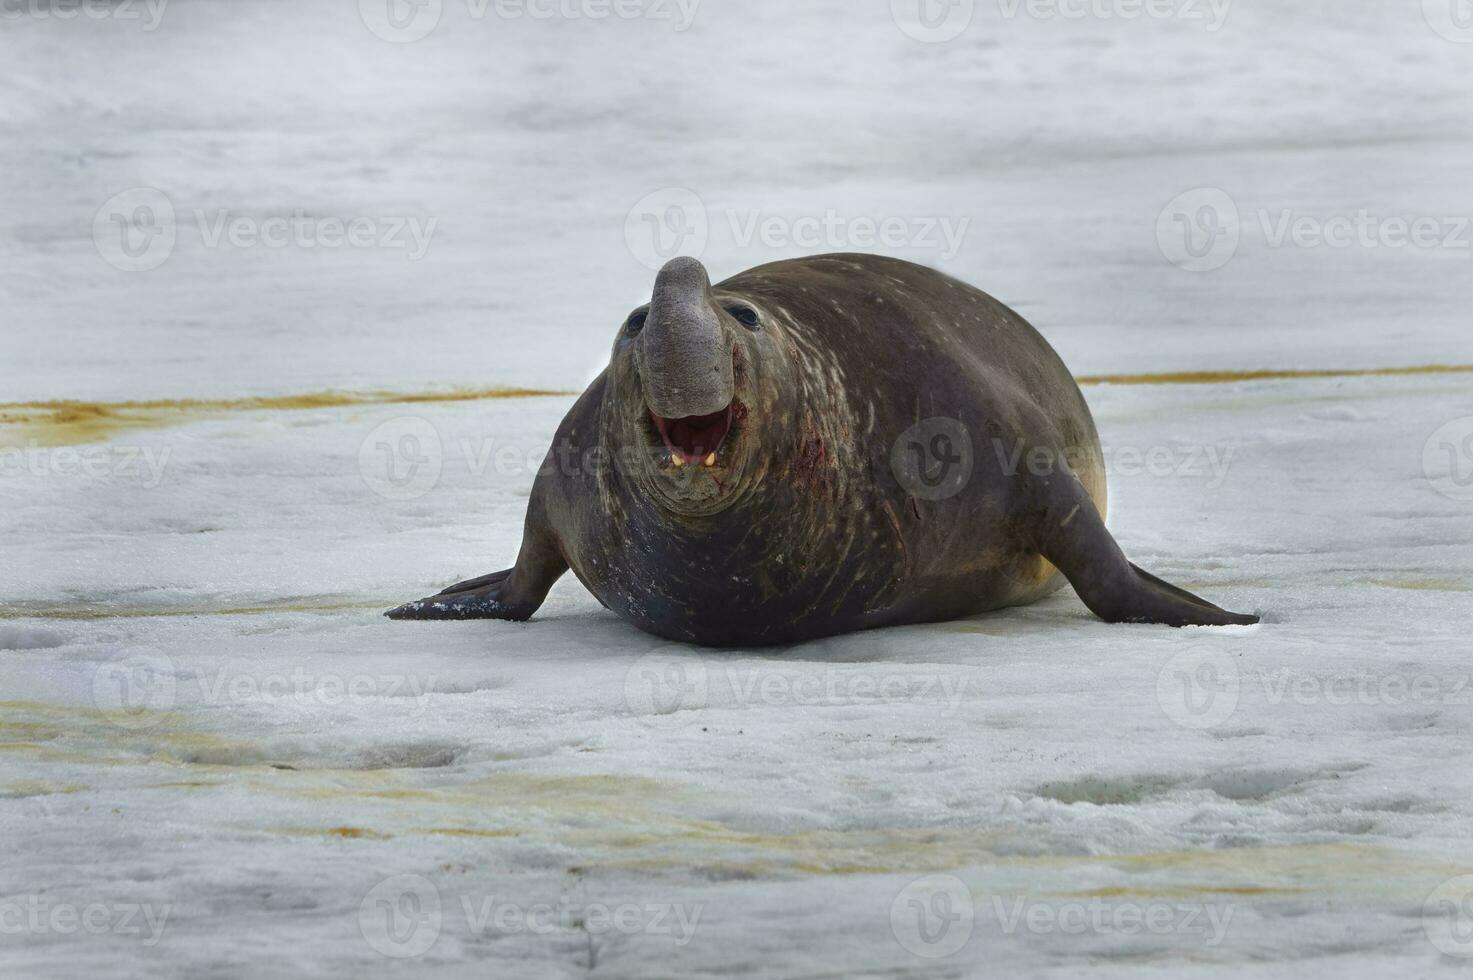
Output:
[703, 453, 716, 467]
[671, 455, 685, 467]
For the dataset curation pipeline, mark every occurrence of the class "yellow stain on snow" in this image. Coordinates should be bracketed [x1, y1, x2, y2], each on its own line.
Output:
[0, 597, 386, 621]
[3, 779, 88, 797]
[260, 770, 677, 812]
[1057, 884, 1301, 898]
[1175, 578, 1275, 591]
[5, 363, 1470, 447]
[0, 701, 277, 768]
[0, 386, 573, 447]
[206, 758, 1473, 889]
[272, 825, 391, 840]
[576, 839, 1469, 891]
[1074, 363, 1473, 386]
[150, 780, 228, 790]
[3, 707, 1466, 895]
[418, 826, 521, 839]
[1361, 577, 1472, 593]
[1021, 842, 1467, 880]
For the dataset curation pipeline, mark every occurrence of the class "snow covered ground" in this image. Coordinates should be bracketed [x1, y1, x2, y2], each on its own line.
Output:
[3, 0, 1473, 976]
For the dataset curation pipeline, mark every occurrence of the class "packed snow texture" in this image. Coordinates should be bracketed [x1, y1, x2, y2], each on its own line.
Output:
[3, 0, 1473, 977]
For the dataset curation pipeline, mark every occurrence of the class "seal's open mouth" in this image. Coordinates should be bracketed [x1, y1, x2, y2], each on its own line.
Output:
[651, 404, 733, 466]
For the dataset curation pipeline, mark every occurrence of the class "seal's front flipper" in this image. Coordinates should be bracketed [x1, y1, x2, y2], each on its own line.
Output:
[385, 568, 519, 620]
[386, 528, 569, 622]
[1030, 473, 1258, 628]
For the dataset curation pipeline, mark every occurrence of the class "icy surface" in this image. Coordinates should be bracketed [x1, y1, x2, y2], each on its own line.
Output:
[4, 0, 1473, 977]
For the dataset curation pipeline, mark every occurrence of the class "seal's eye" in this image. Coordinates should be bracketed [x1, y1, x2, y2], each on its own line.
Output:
[625, 310, 648, 336]
[726, 304, 760, 330]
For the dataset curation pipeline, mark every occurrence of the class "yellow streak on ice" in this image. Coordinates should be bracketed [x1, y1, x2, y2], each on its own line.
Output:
[3, 704, 1467, 895]
[0, 597, 386, 621]
[1073, 363, 1473, 386]
[0, 386, 572, 447]
[4, 364, 1470, 447]
[1361, 577, 1473, 593]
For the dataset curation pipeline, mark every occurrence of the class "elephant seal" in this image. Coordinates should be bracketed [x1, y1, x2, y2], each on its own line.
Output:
[387, 253, 1257, 645]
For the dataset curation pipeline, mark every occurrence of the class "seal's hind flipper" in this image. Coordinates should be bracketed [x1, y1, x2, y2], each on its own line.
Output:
[1030, 472, 1259, 628]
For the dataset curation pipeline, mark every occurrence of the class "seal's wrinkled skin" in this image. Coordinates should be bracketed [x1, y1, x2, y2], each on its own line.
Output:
[388, 254, 1257, 645]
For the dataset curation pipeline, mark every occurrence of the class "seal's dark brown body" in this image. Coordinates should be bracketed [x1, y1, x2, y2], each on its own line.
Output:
[389, 254, 1256, 645]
